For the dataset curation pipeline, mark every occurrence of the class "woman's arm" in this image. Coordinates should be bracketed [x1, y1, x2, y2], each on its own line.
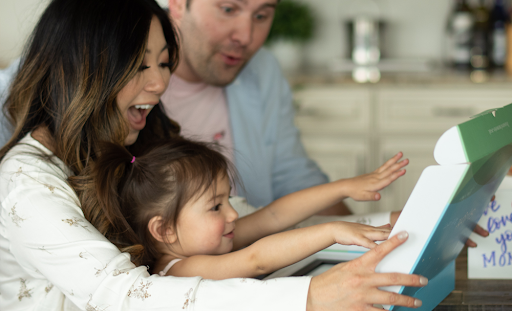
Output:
[234, 153, 407, 249]
[0, 142, 310, 311]
[167, 221, 390, 279]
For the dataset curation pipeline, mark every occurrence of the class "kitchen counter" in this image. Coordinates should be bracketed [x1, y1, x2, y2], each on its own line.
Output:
[286, 68, 512, 88]
[435, 247, 512, 310]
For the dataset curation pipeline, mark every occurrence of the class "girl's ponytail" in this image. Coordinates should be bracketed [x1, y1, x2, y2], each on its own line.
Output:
[92, 142, 145, 264]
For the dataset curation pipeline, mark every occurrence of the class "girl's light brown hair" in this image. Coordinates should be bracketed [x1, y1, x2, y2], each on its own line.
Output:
[0, 0, 181, 252]
[93, 138, 236, 267]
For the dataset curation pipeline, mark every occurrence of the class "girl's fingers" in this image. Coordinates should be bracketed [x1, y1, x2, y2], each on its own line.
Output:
[375, 152, 403, 173]
[353, 191, 380, 201]
[367, 306, 395, 311]
[353, 237, 378, 249]
[366, 230, 391, 242]
[357, 231, 409, 267]
[379, 159, 409, 178]
[377, 224, 392, 229]
[368, 169, 406, 192]
[377, 169, 406, 188]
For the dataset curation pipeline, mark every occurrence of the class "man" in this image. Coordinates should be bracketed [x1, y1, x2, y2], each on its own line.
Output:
[161, 0, 355, 216]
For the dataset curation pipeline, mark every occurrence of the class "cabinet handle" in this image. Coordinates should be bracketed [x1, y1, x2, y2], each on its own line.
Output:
[296, 107, 319, 117]
[431, 107, 474, 117]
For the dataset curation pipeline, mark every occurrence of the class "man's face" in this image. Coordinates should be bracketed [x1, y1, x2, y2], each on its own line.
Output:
[171, 0, 277, 86]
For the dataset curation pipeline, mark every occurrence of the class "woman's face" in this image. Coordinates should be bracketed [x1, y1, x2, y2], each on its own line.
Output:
[117, 16, 172, 146]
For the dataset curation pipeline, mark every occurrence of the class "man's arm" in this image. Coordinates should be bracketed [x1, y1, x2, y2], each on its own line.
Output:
[226, 49, 330, 208]
[0, 59, 20, 147]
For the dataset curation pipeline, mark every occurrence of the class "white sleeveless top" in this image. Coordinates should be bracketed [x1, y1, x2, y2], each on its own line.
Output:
[158, 258, 182, 276]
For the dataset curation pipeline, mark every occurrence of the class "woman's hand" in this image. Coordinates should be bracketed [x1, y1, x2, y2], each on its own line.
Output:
[307, 231, 428, 311]
[331, 222, 391, 249]
[337, 152, 408, 202]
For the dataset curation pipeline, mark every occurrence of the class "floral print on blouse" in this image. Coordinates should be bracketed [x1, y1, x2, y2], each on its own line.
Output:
[0, 134, 311, 311]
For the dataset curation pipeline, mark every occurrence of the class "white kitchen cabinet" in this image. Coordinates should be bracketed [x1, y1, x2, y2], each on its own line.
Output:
[293, 84, 512, 214]
[294, 87, 371, 134]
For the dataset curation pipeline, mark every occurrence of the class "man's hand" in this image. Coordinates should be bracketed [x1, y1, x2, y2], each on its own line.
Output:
[466, 224, 489, 247]
[307, 231, 427, 311]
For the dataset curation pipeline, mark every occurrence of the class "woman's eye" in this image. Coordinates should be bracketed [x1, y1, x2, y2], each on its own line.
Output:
[139, 65, 150, 71]
[160, 62, 172, 69]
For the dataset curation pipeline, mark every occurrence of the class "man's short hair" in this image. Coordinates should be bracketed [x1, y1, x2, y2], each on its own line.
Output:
[186, 0, 280, 10]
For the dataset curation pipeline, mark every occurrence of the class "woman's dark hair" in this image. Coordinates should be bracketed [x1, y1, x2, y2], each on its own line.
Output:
[1, 0, 180, 163]
[0, 0, 181, 252]
[93, 139, 236, 267]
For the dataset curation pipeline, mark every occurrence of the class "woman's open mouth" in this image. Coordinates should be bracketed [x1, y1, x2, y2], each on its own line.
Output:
[127, 104, 154, 131]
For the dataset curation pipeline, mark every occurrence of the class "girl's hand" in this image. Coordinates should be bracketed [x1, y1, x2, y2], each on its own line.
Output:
[338, 152, 408, 201]
[331, 222, 392, 249]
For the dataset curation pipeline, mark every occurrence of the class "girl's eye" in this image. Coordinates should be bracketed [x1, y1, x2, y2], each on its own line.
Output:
[160, 62, 172, 69]
[139, 65, 150, 71]
[212, 204, 222, 211]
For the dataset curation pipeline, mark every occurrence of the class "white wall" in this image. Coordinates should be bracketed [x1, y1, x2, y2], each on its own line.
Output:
[0, 0, 50, 67]
[0, 0, 456, 69]
[0, 0, 169, 68]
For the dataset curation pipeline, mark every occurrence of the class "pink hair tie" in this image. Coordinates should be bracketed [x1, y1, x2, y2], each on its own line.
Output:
[131, 156, 136, 164]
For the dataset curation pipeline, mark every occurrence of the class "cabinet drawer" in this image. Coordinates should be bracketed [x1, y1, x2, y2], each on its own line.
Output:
[377, 88, 512, 133]
[294, 87, 370, 134]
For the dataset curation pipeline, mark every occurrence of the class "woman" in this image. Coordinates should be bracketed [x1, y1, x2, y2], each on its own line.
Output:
[0, 0, 425, 310]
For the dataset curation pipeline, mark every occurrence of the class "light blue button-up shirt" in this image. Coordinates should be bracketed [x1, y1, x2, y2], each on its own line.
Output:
[226, 49, 328, 207]
[0, 59, 19, 147]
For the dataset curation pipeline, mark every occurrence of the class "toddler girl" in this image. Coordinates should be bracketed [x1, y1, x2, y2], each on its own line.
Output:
[94, 138, 407, 279]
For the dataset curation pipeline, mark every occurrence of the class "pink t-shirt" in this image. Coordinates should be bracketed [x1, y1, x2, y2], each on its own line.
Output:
[160, 75, 234, 165]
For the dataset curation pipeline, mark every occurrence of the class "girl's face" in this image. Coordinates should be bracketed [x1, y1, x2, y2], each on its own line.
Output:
[117, 16, 172, 146]
[175, 174, 239, 256]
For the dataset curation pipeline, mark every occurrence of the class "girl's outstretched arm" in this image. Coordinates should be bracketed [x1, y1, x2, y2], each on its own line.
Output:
[234, 152, 407, 250]
[166, 222, 391, 280]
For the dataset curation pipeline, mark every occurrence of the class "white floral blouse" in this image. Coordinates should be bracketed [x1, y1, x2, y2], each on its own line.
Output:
[0, 134, 311, 311]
